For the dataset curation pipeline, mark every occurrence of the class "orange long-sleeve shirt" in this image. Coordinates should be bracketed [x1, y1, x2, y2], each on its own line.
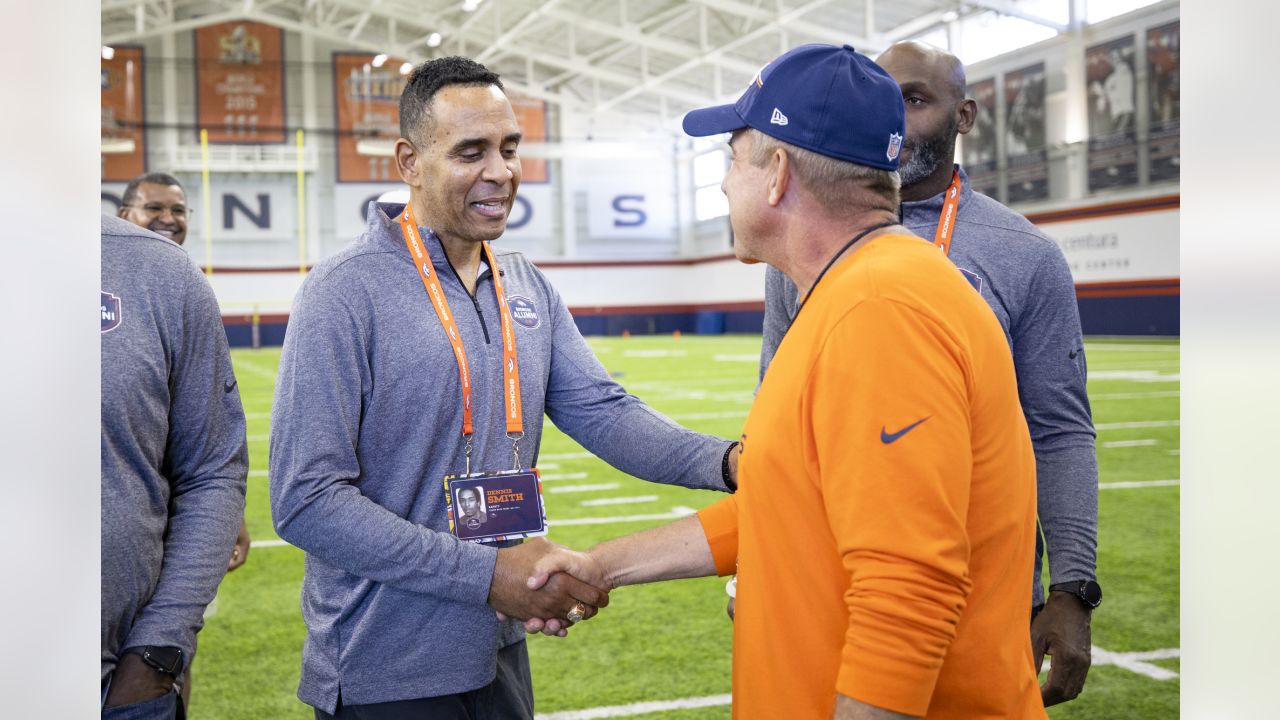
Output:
[699, 233, 1045, 719]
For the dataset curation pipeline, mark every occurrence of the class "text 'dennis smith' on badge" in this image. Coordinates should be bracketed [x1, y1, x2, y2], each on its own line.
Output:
[444, 469, 547, 544]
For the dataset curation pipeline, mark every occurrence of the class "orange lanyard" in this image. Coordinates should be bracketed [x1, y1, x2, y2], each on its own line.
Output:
[932, 167, 963, 257]
[399, 205, 525, 471]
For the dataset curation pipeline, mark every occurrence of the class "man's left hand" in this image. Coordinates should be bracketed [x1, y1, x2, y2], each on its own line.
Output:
[228, 518, 250, 571]
[1031, 591, 1092, 706]
[103, 653, 174, 707]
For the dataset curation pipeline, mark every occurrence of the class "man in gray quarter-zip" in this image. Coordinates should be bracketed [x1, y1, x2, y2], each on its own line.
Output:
[101, 215, 248, 719]
[759, 41, 1101, 708]
[270, 56, 739, 720]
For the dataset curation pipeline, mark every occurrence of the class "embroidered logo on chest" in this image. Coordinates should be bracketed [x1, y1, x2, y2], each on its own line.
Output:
[101, 291, 122, 333]
[957, 267, 983, 293]
[508, 295, 540, 329]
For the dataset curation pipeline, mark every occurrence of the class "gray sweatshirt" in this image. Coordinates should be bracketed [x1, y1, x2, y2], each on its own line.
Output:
[760, 167, 1098, 606]
[100, 215, 248, 684]
[270, 202, 731, 712]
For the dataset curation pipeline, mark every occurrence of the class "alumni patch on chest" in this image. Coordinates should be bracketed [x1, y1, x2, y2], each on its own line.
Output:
[101, 291, 122, 333]
[508, 295, 541, 329]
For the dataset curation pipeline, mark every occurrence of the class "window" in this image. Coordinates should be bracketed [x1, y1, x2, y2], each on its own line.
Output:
[693, 144, 729, 221]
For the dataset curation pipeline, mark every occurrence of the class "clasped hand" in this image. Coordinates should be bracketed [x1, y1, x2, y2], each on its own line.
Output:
[489, 538, 610, 637]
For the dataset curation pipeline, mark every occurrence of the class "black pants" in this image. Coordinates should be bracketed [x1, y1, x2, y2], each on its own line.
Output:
[315, 642, 533, 720]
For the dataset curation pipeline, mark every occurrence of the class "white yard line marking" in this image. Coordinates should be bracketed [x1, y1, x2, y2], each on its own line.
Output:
[549, 483, 621, 494]
[712, 354, 759, 362]
[1084, 343, 1180, 352]
[1168, 449, 1180, 456]
[248, 434, 269, 443]
[249, 508, 702, 540]
[539, 463, 561, 470]
[1102, 439, 1158, 448]
[1096, 420, 1179, 430]
[1088, 370, 1180, 382]
[535, 694, 732, 720]
[1091, 390, 1180, 400]
[550, 507, 697, 527]
[670, 410, 749, 421]
[246, 411, 272, 420]
[250, 469, 268, 478]
[233, 359, 279, 382]
[1091, 646, 1180, 680]
[1100, 479, 1180, 490]
[540, 472, 590, 482]
[579, 495, 658, 507]
[539, 451, 593, 461]
[622, 349, 688, 358]
[540, 643, 1181, 719]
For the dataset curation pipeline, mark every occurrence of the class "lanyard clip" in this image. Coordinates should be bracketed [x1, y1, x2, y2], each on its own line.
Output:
[464, 435, 474, 476]
[508, 432, 524, 471]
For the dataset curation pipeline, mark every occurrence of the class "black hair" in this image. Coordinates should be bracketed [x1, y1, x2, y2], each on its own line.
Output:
[399, 56, 503, 143]
[121, 172, 184, 207]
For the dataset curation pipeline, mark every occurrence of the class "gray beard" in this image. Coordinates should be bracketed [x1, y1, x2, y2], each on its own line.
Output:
[898, 130, 956, 191]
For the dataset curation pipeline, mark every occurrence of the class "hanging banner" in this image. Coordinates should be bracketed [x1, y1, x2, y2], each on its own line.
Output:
[101, 46, 146, 181]
[195, 21, 286, 143]
[1003, 62, 1048, 204]
[1146, 21, 1180, 183]
[1086, 35, 1138, 191]
[962, 77, 998, 198]
[508, 92, 549, 183]
[334, 53, 408, 183]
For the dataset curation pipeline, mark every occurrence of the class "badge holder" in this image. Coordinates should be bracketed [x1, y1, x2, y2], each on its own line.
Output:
[445, 435, 547, 545]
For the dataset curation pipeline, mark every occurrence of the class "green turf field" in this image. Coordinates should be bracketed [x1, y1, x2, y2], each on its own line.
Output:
[195, 335, 1179, 719]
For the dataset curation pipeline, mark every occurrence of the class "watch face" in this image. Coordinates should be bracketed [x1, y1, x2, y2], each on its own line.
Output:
[1082, 581, 1103, 607]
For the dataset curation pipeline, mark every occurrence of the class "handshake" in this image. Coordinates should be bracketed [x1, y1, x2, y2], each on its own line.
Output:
[487, 538, 612, 637]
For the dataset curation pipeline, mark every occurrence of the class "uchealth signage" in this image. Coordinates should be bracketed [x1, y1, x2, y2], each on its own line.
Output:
[1039, 208, 1178, 284]
[577, 158, 675, 240]
[103, 177, 300, 246]
[333, 184, 554, 244]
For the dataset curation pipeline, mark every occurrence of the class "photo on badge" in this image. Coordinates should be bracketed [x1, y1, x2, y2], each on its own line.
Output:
[444, 469, 548, 544]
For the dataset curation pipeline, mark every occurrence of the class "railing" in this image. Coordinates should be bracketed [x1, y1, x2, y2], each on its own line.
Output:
[163, 143, 319, 173]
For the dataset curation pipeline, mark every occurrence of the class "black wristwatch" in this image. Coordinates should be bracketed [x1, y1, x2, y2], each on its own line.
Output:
[125, 645, 184, 676]
[1049, 580, 1103, 610]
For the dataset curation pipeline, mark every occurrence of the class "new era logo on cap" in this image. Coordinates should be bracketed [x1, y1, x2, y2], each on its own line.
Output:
[681, 44, 905, 171]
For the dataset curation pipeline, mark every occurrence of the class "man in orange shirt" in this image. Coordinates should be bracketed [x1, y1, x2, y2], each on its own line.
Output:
[527, 44, 1045, 720]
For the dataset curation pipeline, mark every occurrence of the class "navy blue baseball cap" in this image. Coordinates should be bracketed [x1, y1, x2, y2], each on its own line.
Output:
[682, 44, 905, 170]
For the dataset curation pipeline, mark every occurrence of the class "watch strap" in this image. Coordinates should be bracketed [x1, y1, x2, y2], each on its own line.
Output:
[125, 645, 184, 676]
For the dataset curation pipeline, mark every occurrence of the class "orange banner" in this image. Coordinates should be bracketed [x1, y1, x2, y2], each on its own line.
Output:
[335, 54, 550, 184]
[101, 46, 146, 181]
[195, 21, 286, 143]
[334, 52, 408, 182]
[508, 92, 548, 183]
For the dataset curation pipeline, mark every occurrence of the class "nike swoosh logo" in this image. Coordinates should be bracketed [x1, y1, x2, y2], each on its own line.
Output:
[880, 416, 930, 444]
[224, 380, 237, 393]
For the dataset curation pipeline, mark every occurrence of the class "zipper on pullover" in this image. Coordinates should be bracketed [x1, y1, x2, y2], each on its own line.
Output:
[441, 250, 492, 344]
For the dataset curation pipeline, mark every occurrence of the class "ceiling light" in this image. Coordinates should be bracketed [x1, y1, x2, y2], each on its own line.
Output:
[101, 46, 115, 60]
[372, 54, 388, 68]
[941, 11, 959, 22]
[462, 0, 481, 12]
[400, 61, 414, 75]
[427, 32, 443, 47]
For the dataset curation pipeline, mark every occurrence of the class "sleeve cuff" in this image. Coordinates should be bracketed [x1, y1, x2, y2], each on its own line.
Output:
[836, 646, 944, 717]
[696, 497, 739, 577]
